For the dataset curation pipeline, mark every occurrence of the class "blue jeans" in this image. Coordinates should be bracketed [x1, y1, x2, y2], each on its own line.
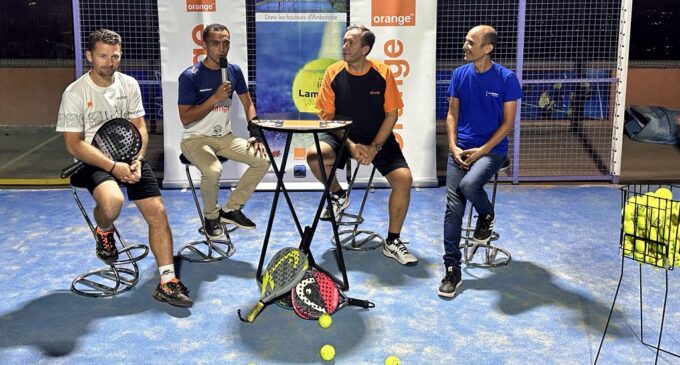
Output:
[443, 152, 507, 268]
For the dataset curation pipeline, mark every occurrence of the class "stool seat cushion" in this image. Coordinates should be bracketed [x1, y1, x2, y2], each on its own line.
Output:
[179, 153, 228, 165]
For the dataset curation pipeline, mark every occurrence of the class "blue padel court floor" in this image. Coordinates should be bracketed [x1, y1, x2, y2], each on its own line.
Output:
[0, 185, 678, 364]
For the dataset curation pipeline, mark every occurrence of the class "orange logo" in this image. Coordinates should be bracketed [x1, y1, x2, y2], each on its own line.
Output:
[87, 100, 93, 108]
[192, 24, 206, 64]
[186, 0, 215, 12]
[293, 147, 306, 160]
[371, 0, 415, 27]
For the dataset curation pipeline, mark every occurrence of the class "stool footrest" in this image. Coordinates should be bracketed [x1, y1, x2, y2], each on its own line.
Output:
[114, 244, 149, 265]
[459, 233, 511, 268]
[178, 238, 235, 262]
[71, 265, 141, 297]
[331, 229, 385, 251]
[335, 212, 365, 226]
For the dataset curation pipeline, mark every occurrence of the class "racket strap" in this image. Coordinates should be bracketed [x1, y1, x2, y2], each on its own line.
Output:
[347, 297, 375, 309]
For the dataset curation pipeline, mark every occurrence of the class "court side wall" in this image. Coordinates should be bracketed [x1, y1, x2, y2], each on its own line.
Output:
[625, 68, 680, 108]
[0, 67, 679, 126]
[0, 68, 75, 125]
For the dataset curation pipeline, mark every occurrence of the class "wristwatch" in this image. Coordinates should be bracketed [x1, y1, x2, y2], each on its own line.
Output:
[373, 143, 383, 152]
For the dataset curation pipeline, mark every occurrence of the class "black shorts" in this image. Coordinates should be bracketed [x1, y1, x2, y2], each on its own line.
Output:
[70, 160, 161, 201]
[319, 133, 409, 176]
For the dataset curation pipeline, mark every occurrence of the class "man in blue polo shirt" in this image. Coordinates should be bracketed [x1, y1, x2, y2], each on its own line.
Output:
[178, 23, 269, 238]
[438, 25, 522, 298]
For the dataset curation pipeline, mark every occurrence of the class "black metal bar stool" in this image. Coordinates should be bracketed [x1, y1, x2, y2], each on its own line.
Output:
[330, 161, 385, 251]
[177, 153, 236, 262]
[70, 186, 149, 297]
[459, 159, 511, 268]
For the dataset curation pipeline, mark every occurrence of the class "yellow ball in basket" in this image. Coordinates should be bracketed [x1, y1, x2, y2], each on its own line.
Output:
[385, 355, 401, 365]
[319, 313, 332, 329]
[623, 219, 635, 235]
[655, 187, 673, 200]
[320, 344, 335, 361]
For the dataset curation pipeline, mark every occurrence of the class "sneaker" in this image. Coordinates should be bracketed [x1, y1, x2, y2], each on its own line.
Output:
[320, 193, 350, 221]
[473, 213, 495, 243]
[95, 227, 118, 264]
[382, 238, 418, 266]
[438, 266, 462, 298]
[220, 209, 256, 230]
[204, 216, 223, 238]
[153, 279, 193, 308]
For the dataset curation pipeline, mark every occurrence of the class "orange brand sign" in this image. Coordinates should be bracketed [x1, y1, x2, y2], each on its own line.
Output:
[293, 147, 306, 160]
[186, 0, 216, 12]
[384, 38, 410, 149]
[371, 0, 415, 27]
[192, 24, 206, 64]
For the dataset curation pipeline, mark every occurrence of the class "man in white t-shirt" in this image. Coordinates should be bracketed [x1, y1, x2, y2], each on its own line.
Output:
[56, 29, 192, 308]
[178, 23, 269, 238]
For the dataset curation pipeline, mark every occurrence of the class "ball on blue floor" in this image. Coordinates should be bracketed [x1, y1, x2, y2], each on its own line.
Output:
[385, 355, 401, 365]
[320, 344, 335, 361]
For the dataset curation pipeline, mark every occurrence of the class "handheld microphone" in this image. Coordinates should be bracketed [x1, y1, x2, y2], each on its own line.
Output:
[219, 57, 228, 84]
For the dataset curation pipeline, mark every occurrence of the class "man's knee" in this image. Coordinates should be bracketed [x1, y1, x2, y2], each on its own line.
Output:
[388, 168, 413, 191]
[305, 145, 320, 163]
[458, 179, 483, 197]
[138, 197, 169, 226]
[306, 145, 334, 166]
[93, 184, 124, 216]
[202, 163, 222, 181]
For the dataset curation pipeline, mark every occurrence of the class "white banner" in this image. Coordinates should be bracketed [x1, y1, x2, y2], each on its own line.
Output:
[158, 0, 249, 188]
[350, 0, 437, 187]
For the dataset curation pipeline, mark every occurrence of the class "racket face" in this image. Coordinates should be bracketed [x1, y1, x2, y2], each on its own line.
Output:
[313, 270, 340, 314]
[291, 269, 343, 319]
[292, 270, 327, 319]
[274, 293, 294, 310]
[261, 247, 308, 302]
[92, 118, 142, 162]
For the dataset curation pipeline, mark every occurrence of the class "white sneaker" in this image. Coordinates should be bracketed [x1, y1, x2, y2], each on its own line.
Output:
[382, 238, 418, 266]
[321, 194, 350, 220]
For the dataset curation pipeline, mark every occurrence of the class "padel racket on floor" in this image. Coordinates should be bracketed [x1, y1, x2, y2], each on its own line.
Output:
[238, 247, 309, 323]
[61, 118, 142, 178]
[292, 269, 374, 320]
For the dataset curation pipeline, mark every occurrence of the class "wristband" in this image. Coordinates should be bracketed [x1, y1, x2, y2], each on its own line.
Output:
[108, 161, 116, 173]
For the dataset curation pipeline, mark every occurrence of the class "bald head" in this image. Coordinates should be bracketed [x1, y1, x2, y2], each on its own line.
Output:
[470, 25, 498, 49]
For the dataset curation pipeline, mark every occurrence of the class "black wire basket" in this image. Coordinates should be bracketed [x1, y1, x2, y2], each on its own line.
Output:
[619, 183, 680, 270]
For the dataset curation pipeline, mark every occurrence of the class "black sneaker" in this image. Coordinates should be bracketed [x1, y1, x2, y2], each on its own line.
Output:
[220, 209, 256, 230]
[204, 216, 223, 238]
[95, 228, 118, 264]
[438, 266, 462, 298]
[473, 213, 495, 243]
[153, 279, 193, 308]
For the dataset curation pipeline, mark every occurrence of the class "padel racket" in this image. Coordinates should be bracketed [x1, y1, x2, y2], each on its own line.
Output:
[61, 118, 142, 178]
[292, 269, 374, 320]
[238, 247, 308, 323]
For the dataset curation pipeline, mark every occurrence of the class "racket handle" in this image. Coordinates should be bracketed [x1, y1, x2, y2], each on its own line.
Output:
[348, 298, 375, 309]
[245, 301, 265, 323]
[61, 161, 85, 178]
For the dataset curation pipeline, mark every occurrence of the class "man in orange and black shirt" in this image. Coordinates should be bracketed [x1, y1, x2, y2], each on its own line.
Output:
[306, 25, 417, 266]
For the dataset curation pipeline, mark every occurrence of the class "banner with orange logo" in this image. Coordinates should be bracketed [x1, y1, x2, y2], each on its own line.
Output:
[351, 0, 437, 187]
[157, 1, 250, 187]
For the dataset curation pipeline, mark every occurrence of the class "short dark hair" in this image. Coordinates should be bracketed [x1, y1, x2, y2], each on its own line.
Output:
[346, 24, 375, 55]
[481, 29, 498, 48]
[203, 23, 230, 42]
[87, 29, 121, 51]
